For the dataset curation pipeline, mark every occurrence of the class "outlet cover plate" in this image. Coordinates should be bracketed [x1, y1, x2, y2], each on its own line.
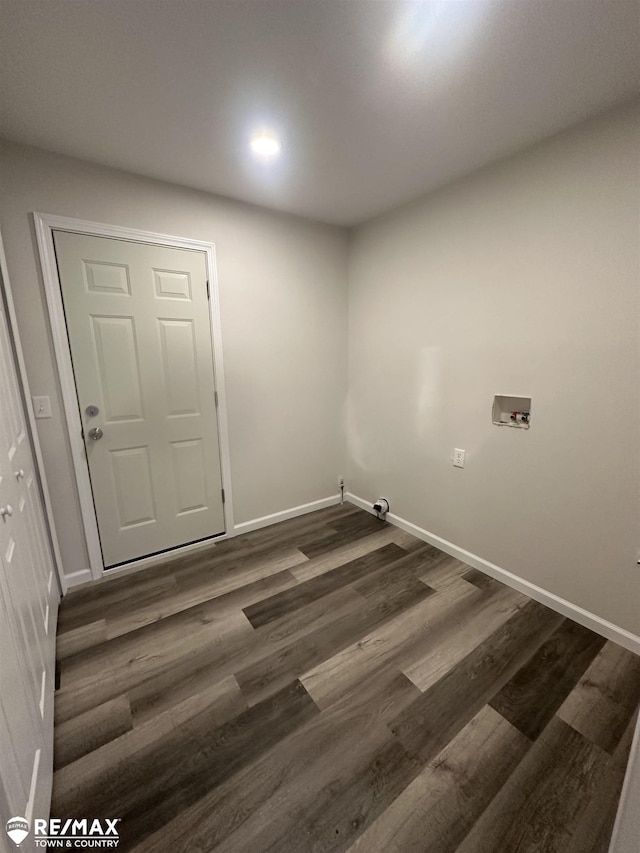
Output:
[453, 448, 465, 468]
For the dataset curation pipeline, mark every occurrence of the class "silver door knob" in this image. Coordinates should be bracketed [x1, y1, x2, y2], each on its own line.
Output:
[0, 505, 14, 519]
[14, 469, 25, 480]
[88, 427, 104, 441]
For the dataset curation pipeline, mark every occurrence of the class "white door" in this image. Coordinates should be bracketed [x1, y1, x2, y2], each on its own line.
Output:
[53, 232, 225, 568]
[0, 262, 58, 834]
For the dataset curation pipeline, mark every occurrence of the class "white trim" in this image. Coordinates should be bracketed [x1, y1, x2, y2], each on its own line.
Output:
[206, 242, 234, 536]
[234, 495, 341, 535]
[69, 494, 340, 588]
[34, 215, 109, 580]
[33, 212, 234, 582]
[64, 530, 232, 587]
[0, 232, 66, 594]
[609, 712, 640, 852]
[346, 492, 640, 655]
[63, 568, 93, 588]
[70, 495, 340, 586]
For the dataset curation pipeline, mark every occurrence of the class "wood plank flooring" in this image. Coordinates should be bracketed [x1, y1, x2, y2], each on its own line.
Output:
[51, 503, 640, 852]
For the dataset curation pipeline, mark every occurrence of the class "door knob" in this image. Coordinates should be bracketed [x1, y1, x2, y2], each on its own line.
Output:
[88, 427, 104, 441]
[0, 505, 14, 519]
[14, 469, 25, 480]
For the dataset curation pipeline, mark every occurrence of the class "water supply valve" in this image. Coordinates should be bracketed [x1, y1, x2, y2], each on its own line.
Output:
[373, 497, 390, 519]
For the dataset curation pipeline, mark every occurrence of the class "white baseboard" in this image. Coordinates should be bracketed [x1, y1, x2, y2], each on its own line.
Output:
[64, 497, 341, 589]
[63, 567, 93, 589]
[346, 492, 640, 655]
[234, 495, 341, 536]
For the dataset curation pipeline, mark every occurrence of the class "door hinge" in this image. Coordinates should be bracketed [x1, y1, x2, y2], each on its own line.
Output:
[206, 280, 210, 300]
[214, 391, 218, 408]
[221, 488, 225, 504]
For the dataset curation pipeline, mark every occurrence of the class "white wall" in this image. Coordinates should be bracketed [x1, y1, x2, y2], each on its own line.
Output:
[0, 140, 348, 582]
[348, 100, 640, 635]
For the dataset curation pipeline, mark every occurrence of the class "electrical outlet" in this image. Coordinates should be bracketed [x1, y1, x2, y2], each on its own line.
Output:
[453, 448, 465, 468]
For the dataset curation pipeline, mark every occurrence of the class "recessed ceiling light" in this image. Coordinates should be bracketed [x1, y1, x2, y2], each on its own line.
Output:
[250, 132, 281, 160]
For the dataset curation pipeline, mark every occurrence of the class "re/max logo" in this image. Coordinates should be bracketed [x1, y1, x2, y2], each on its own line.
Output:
[34, 819, 120, 836]
[32, 819, 121, 847]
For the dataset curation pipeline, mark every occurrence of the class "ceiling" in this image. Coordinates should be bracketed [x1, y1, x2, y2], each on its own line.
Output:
[0, 1, 638, 226]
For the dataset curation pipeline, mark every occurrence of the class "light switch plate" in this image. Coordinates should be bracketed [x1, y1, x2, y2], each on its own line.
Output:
[32, 396, 52, 419]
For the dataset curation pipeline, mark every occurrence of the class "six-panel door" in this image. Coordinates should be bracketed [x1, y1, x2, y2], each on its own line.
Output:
[53, 232, 225, 568]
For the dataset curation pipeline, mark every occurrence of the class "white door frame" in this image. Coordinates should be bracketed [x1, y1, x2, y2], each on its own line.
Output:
[34, 213, 235, 581]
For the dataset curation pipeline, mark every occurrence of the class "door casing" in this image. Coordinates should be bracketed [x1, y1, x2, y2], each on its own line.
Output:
[34, 213, 234, 581]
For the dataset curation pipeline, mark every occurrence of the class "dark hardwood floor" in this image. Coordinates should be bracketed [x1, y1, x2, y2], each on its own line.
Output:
[52, 503, 640, 852]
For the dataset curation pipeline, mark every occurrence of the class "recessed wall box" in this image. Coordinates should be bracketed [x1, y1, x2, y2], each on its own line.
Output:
[492, 395, 531, 429]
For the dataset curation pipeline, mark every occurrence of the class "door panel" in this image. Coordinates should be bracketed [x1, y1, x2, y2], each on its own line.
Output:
[0, 318, 48, 703]
[84, 259, 131, 294]
[0, 313, 27, 462]
[92, 315, 144, 421]
[53, 232, 225, 567]
[172, 439, 207, 515]
[154, 268, 191, 299]
[0, 638, 32, 811]
[111, 446, 156, 528]
[0, 269, 58, 830]
[159, 319, 199, 416]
